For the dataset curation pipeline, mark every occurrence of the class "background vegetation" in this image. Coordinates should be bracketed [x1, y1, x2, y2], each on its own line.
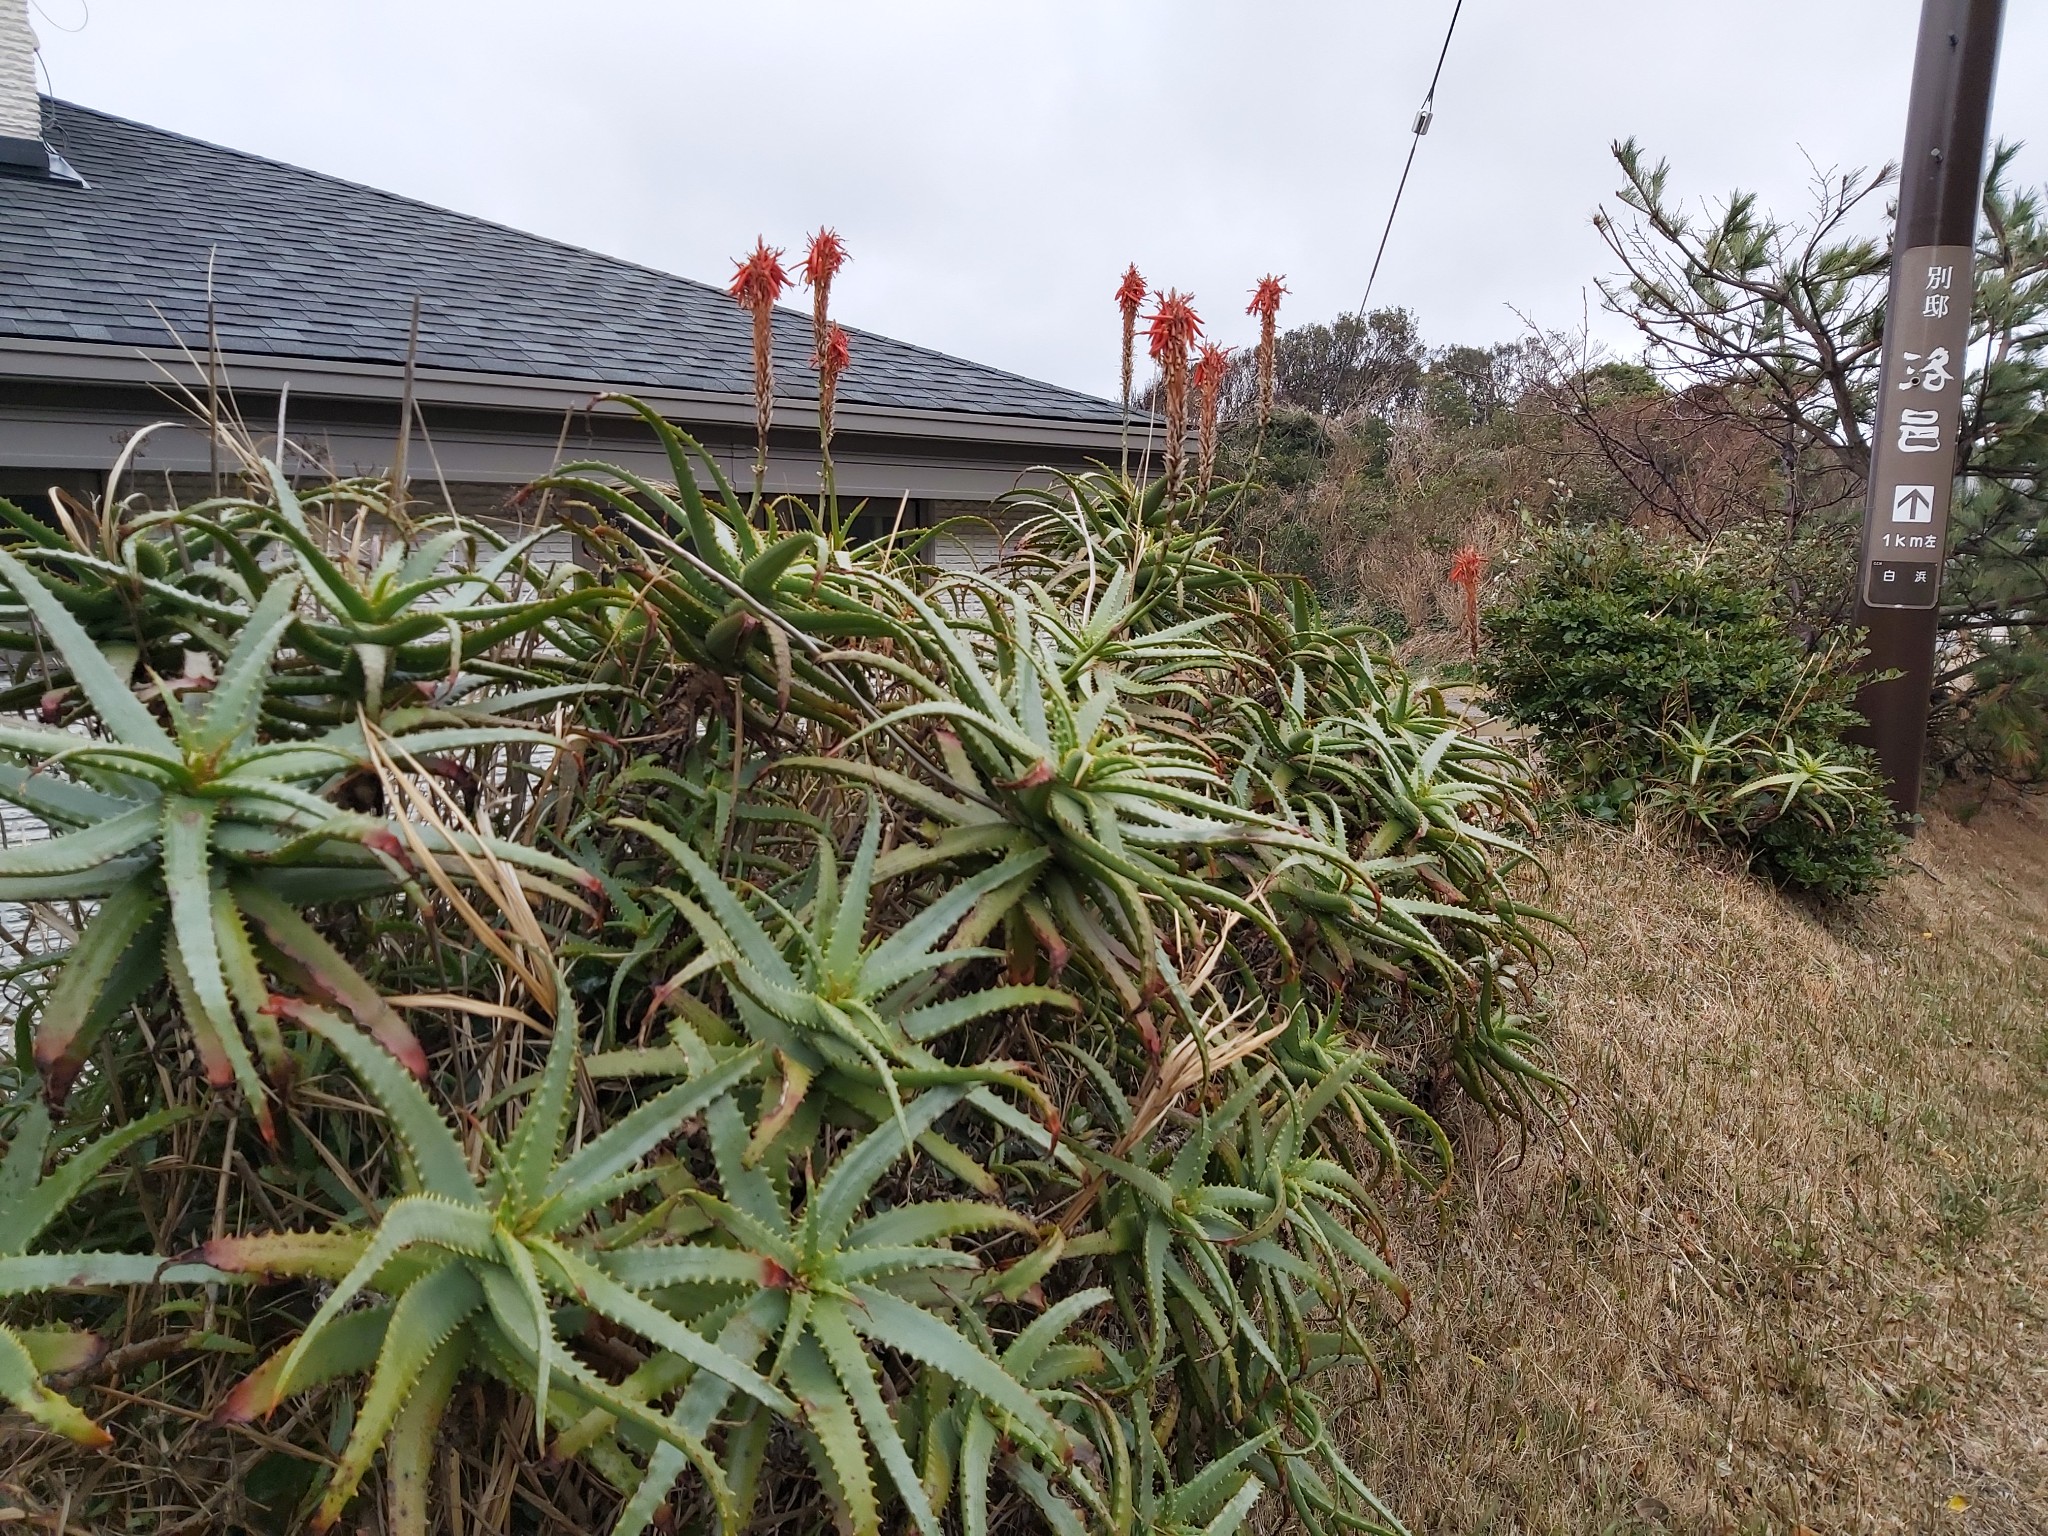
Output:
[1227, 141, 2048, 795]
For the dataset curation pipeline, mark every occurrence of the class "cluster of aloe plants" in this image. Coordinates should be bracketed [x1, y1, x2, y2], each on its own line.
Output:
[0, 398, 1554, 1534]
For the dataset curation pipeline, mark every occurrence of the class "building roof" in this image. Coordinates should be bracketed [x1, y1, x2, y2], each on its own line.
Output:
[0, 99, 1124, 429]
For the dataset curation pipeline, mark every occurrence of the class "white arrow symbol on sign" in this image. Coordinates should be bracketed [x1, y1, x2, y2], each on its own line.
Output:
[1891, 485, 1935, 523]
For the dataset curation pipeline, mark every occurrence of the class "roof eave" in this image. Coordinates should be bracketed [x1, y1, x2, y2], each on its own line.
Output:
[0, 335, 1144, 455]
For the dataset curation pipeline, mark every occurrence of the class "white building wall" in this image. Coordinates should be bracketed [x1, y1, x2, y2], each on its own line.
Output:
[0, 1, 40, 141]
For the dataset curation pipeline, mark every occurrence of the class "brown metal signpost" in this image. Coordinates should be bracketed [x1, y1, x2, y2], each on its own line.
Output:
[1851, 0, 2005, 821]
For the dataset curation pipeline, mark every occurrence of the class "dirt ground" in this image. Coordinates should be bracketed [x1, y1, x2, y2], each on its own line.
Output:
[1347, 794, 2048, 1535]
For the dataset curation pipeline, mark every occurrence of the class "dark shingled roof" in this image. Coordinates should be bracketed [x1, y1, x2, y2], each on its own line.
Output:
[0, 99, 1123, 426]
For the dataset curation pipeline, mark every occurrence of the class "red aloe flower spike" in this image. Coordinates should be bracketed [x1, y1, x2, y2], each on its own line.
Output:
[802, 228, 849, 360]
[1449, 544, 1485, 657]
[1144, 289, 1202, 496]
[1193, 342, 1232, 496]
[801, 230, 850, 505]
[728, 237, 792, 502]
[1115, 263, 1148, 459]
[802, 227, 849, 291]
[1247, 274, 1287, 427]
[812, 321, 852, 457]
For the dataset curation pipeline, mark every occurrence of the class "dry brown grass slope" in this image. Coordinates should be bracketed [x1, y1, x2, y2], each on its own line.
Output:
[1348, 797, 2048, 1536]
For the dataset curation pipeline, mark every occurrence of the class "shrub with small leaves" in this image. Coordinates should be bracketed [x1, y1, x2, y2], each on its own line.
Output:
[1482, 524, 1902, 897]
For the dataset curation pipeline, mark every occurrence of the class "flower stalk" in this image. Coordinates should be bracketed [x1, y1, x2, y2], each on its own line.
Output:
[802, 229, 851, 514]
[1247, 275, 1286, 429]
[1194, 342, 1231, 496]
[1450, 544, 1485, 657]
[1145, 289, 1202, 498]
[728, 238, 792, 506]
[1116, 264, 1147, 476]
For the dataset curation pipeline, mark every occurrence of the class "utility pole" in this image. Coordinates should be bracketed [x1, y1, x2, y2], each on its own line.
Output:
[1851, 0, 2004, 821]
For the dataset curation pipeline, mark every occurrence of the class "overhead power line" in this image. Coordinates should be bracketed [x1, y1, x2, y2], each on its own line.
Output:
[1356, 0, 1465, 318]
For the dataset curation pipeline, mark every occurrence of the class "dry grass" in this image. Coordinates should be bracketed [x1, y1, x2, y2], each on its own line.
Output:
[1348, 794, 2048, 1536]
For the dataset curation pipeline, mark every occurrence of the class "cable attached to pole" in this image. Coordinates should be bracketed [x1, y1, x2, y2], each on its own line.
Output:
[1356, 0, 1464, 317]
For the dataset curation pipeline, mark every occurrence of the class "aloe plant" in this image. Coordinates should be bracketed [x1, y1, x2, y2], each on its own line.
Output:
[0, 546, 587, 1130]
[534, 396, 910, 730]
[0, 1100, 217, 1445]
[785, 574, 1374, 1016]
[673, 1081, 1082, 1536]
[0, 422, 1558, 1535]
[204, 988, 778, 1533]
[631, 798, 1071, 1146]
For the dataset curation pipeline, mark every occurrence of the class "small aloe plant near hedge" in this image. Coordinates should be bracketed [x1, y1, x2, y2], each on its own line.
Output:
[1482, 524, 1904, 897]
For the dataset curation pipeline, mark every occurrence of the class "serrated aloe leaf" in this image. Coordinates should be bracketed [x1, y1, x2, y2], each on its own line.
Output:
[0, 800, 157, 878]
[1001, 1287, 1111, 1383]
[1164, 1428, 1273, 1525]
[0, 860, 146, 909]
[609, 1443, 691, 1536]
[801, 1086, 968, 1258]
[383, 1319, 466, 1536]
[34, 882, 166, 1105]
[164, 919, 265, 1118]
[0, 1106, 186, 1256]
[275, 1195, 495, 1403]
[0, 1104, 51, 1220]
[273, 1000, 474, 1202]
[593, 1246, 779, 1290]
[193, 574, 299, 759]
[788, 1332, 881, 1536]
[811, 1297, 942, 1536]
[161, 798, 233, 1033]
[826, 799, 882, 978]
[234, 882, 427, 1078]
[844, 1284, 1069, 1458]
[0, 544, 175, 756]
[537, 1044, 764, 1216]
[897, 983, 1074, 1044]
[0, 1324, 109, 1446]
[0, 761, 130, 828]
[619, 819, 792, 984]
[198, 1230, 372, 1282]
[0, 1252, 224, 1293]
[313, 1263, 481, 1530]
[217, 1304, 392, 1423]
[736, 532, 811, 601]
[846, 1201, 1032, 1251]
[211, 884, 290, 1083]
[500, 989, 579, 1212]
[860, 847, 1050, 997]
[492, 1226, 560, 1442]
[960, 1408, 997, 1536]
[537, 1243, 794, 1417]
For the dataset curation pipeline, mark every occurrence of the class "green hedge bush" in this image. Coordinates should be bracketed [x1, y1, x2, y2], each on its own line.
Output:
[1481, 526, 1903, 897]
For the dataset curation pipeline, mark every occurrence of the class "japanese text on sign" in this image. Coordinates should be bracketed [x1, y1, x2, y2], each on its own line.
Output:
[1858, 245, 1973, 611]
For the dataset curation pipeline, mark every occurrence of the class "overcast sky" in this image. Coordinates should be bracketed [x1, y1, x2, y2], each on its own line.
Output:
[29, 1, 2048, 401]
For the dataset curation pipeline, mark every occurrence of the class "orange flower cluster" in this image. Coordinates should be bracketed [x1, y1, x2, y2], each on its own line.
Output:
[726, 231, 858, 504]
[728, 239, 792, 498]
[1449, 544, 1485, 656]
[804, 229, 853, 464]
[1115, 264, 1148, 428]
[1146, 290, 1203, 495]
[1247, 275, 1287, 427]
